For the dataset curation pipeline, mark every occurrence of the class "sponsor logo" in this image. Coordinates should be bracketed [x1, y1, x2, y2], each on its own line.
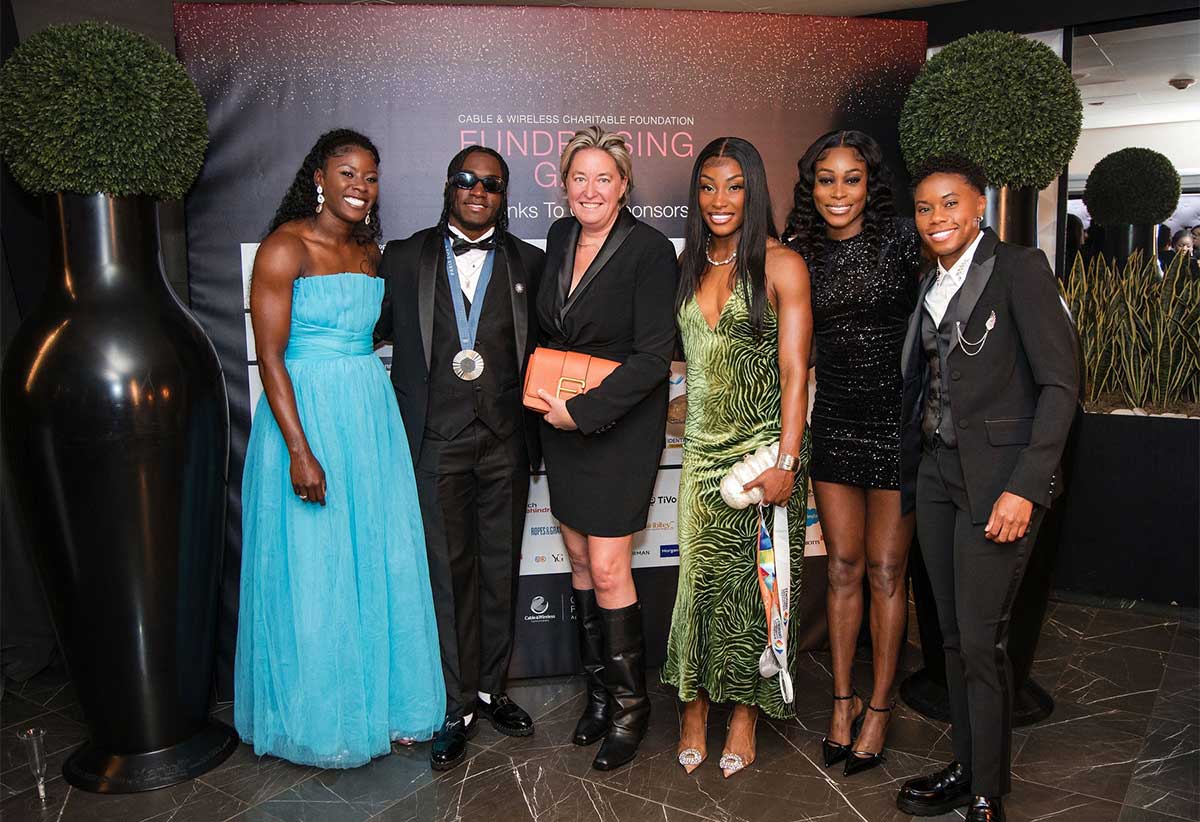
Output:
[529, 525, 561, 536]
[660, 544, 680, 558]
[533, 555, 547, 563]
[632, 547, 652, 557]
[806, 507, 819, 528]
[524, 595, 556, 623]
[526, 504, 551, 513]
[551, 553, 565, 562]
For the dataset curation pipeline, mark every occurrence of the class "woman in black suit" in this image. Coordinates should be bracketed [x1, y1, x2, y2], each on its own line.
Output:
[535, 125, 677, 772]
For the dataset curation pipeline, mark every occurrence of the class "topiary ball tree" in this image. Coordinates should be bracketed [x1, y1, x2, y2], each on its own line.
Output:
[0, 21, 208, 200]
[900, 30, 1082, 190]
[1083, 147, 1181, 226]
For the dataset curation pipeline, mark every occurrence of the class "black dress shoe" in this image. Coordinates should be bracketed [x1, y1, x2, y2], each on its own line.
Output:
[430, 714, 477, 771]
[477, 692, 534, 737]
[965, 796, 1004, 822]
[896, 761, 972, 816]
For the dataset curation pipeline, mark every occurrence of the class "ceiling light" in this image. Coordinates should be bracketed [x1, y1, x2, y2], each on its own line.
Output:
[1168, 77, 1195, 90]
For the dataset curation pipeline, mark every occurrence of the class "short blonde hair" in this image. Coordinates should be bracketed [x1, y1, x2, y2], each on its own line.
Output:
[559, 125, 633, 207]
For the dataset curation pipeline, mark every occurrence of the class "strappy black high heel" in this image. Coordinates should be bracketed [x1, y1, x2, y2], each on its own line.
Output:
[843, 701, 893, 777]
[821, 691, 866, 768]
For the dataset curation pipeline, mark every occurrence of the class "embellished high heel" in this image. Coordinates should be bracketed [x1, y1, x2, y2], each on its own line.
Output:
[843, 702, 893, 777]
[720, 707, 757, 778]
[676, 695, 709, 774]
[821, 691, 865, 768]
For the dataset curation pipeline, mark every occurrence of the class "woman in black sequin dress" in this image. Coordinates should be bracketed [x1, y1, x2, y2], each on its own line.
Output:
[784, 130, 921, 776]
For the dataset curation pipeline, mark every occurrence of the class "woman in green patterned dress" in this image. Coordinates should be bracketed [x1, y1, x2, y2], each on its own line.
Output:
[663, 137, 813, 778]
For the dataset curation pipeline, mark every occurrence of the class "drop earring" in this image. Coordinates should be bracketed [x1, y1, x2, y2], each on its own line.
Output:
[364, 211, 370, 225]
[315, 184, 325, 214]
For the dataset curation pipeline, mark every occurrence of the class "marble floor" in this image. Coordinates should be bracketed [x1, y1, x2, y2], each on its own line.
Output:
[1, 598, 1196, 822]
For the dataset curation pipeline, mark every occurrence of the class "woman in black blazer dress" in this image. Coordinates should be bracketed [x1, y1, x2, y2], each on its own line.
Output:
[534, 126, 677, 772]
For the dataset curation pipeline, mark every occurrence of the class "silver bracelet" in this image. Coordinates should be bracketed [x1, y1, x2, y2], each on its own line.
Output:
[775, 452, 798, 472]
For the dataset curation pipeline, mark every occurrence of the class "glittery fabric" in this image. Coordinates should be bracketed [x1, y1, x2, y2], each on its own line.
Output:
[809, 219, 922, 489]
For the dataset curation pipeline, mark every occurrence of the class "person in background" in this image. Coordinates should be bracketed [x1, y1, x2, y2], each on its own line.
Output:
[236, 129, 445, 767]
[535, 125, 677, 772]
[663, 136, 812, 778]
[782, 129, 922, 776]
[375, 145, 546, 772]
[897, 155, 1079, 822]
[1169, 229, 1199, 277]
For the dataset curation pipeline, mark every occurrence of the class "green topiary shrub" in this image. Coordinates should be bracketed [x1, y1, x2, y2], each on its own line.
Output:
[0, 21, 208, 200]
[900, 30, 1082, 190]
[1083, 147, 1181, 226]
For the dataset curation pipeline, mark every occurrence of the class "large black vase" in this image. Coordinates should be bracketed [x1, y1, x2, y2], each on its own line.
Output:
[1101, 224, 1159, 269]
[0, 193, 238, 793]
[984, 185, 1039, 247]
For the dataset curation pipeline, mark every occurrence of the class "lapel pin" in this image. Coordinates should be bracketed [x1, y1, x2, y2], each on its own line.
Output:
[956, 310, 996, 357]
[514, 283, 525, 294]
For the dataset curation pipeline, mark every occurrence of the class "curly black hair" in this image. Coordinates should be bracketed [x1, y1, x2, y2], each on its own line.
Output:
[782, 130, 897, 275]
[267, 128, 382, 246]
[437, 144, 510, 235]
[911, 154, 989, 196]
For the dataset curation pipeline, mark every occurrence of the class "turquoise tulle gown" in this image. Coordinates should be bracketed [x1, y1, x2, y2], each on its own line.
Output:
[235, 273, 445, 768]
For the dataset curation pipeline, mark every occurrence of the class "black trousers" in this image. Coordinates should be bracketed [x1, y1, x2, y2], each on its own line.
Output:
[916, 443, 1044, 797]
[415, 419, 529, 717]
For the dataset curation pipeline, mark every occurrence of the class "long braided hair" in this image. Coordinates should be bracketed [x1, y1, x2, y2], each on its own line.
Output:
[267, 128, 382, 246]
[782, 130, 896, 273]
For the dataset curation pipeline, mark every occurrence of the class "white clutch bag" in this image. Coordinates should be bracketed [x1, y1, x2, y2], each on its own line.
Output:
[719, 442, 779, 509]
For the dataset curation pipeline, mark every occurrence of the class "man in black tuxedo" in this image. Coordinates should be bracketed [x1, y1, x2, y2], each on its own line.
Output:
[895, 156, 1079, 822]
[375, 146, 545, 771]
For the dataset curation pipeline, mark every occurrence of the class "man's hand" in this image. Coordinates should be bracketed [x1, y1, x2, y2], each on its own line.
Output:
[985, 492, 1034, 543]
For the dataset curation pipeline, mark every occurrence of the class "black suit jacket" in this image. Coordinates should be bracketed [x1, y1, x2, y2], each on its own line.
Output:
[374, 227, 546, 463]
[899, 229, 1079, 523]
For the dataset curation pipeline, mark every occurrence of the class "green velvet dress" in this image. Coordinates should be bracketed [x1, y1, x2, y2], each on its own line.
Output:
[662, 289, 811, 719]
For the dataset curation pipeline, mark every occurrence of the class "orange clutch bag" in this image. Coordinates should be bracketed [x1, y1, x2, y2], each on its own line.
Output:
[523, 347, 619, 413]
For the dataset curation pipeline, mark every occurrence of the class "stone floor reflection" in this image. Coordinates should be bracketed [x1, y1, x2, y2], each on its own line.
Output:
[2, 597, 1196, 822]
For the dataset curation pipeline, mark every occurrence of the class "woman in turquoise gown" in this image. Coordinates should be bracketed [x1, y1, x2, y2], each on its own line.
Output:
[235, 130, 445, 767]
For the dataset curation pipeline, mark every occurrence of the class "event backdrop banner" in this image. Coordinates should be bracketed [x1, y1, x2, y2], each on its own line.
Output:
[174, 4, 926, 695]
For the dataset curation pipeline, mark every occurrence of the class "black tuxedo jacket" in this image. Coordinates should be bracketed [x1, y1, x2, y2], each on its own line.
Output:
[899, 229, 1079, 523]
[374, 227, 546, 463]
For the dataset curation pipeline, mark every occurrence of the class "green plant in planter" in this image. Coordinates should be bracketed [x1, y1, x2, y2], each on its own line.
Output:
[900, 30, 1082, 189]
[0, 21, 208, 200]
[1063, 251, 1199, 412]
[1082, 147, 1181, 226]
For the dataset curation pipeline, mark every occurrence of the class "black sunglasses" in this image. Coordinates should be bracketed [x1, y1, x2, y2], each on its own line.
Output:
[449, 170, 507, 194]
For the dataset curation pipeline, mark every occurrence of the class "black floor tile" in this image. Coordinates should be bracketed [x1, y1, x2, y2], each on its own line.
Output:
[1054, 640, 1168, 717]
[1085, 610, 1180, 654]
[1123, 717, 1199, 821]
[1152, 653, 1200, 726]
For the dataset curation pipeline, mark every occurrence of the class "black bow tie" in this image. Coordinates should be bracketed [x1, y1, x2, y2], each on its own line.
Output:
[451, 235, 496, 256]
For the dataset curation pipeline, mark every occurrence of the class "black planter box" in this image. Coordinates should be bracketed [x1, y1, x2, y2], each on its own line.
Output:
[1054, 413, 1199, 606]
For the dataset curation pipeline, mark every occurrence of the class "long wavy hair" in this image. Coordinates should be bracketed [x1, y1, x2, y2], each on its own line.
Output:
[677, 137, 777, 339]
[268, 129, 382, 246]
[437, 144, 510, 235]
[782, 130, 896, 273]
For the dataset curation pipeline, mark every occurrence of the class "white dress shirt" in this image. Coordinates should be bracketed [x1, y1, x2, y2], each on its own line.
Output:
[924, 228, 985, 327]
[447, 224, 495, 304]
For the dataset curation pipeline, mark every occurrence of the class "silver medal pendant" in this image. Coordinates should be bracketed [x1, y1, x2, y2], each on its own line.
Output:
[452, 349, 485, 381]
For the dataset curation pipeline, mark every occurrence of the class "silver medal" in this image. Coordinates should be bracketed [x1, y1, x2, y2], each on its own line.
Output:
[452, 349, 485, 381]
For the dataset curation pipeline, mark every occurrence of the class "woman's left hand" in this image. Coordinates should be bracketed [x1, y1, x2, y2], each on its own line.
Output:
[743, 467, 795, 507]
[537, 389, 578, 431]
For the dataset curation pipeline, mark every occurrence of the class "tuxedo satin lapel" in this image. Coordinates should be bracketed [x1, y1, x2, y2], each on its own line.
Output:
[948, 254, 996, 357]
[560, 208, 637, 319]
[902, 265, 938, 372]
[550, 221, 579, 336]
[502, 235, 529, 370]
[417, 231, 440, 373]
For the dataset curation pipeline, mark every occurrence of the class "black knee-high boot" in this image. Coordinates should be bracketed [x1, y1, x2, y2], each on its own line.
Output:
[572, 589, 610, 746]
[592, 601, 649, 771]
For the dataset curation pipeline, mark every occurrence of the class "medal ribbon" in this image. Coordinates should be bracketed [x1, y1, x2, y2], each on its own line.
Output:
[443, 238, 496, 352]
[757, 502, 793, 704]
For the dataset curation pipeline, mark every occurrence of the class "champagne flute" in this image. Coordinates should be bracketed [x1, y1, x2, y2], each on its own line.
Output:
[18, 727, 48, 803]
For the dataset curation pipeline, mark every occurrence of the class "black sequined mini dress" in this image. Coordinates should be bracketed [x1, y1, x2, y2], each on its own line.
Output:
[807, 219, 921, 489]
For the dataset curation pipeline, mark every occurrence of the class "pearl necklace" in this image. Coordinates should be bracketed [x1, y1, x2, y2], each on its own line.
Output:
[706, 238, 737, 267]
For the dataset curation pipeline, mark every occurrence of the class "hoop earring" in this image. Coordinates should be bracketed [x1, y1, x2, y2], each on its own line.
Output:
[364, 211, 370, 226]
[315, 184, 325, 214]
